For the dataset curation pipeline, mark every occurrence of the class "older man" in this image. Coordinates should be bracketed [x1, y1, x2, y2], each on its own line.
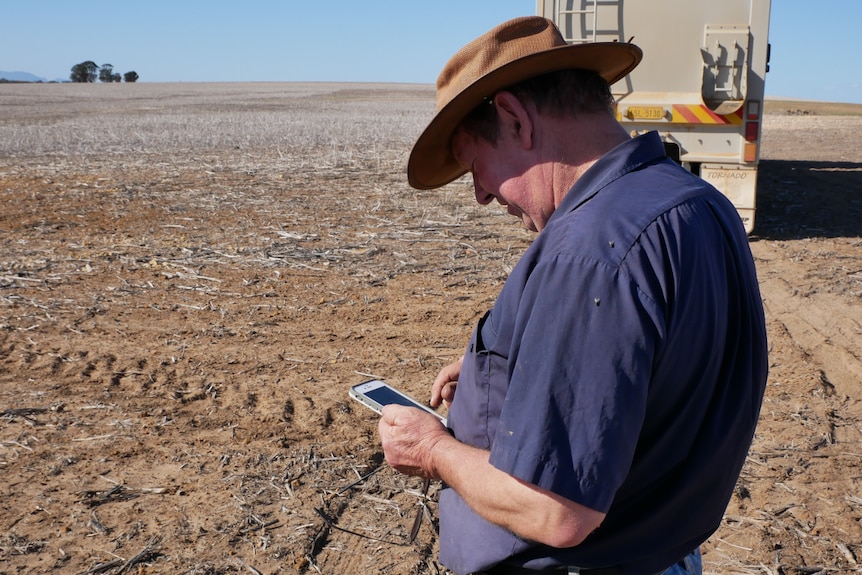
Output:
[379, 17, 767, 575]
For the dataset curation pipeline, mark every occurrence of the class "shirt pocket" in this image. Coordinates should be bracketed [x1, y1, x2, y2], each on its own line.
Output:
[449, 310, 509, 449]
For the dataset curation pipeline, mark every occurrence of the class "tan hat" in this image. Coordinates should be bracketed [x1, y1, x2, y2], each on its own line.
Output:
[407, 16, 642, 190]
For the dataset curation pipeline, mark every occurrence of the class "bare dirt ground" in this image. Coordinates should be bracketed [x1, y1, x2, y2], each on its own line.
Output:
[1, 84, 861, 575]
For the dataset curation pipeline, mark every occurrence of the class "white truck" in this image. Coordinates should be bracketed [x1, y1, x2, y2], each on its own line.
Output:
[536, 0, 772, 233]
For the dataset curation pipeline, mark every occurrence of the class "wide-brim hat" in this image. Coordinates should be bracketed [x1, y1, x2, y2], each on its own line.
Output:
[407, 16, 642, 190]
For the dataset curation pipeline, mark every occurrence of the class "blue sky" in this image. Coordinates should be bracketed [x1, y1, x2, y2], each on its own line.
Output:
[1, 0, 859, 104]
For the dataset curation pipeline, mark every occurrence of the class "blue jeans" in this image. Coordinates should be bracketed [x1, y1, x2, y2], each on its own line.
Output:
[480, 548, 703, 574]
[658, 548, 702, 575]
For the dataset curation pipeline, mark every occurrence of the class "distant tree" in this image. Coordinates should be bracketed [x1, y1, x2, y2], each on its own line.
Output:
[70, 61, 99, 83]
[99, 64, 114, 83]
[112, 73, 121, 82]
[123, 71, 139, 83]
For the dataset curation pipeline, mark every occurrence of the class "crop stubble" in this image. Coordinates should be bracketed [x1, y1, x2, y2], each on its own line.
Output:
[0, 83, 861, 574]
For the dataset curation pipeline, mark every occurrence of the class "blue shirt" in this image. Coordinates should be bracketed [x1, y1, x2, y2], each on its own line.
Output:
[439, 132, 768, 575]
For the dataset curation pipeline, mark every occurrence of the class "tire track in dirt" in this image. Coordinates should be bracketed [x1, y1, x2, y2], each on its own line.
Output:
[752, 241, 862, 399]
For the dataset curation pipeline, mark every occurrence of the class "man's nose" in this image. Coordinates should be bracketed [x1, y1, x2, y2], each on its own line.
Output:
[473, 176, 494, 205]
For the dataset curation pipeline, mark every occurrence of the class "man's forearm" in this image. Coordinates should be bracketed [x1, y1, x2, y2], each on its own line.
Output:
[429, 433, 605, 548]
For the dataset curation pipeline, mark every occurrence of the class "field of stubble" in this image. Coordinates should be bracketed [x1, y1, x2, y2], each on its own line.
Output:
[1, 83, 861, 574]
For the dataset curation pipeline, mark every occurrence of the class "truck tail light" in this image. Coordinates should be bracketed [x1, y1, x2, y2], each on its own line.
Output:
[743, 100, 761, 162]
[744, 100, 761, 142]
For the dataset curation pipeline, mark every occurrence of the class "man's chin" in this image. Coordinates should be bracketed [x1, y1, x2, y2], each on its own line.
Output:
[504, 206, 538, 231]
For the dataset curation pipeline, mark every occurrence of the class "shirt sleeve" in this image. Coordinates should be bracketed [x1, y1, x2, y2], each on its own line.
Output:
[488, 252, 663, 513]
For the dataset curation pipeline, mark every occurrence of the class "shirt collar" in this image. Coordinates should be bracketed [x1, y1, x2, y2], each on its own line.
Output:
[551, 131, 667, 223]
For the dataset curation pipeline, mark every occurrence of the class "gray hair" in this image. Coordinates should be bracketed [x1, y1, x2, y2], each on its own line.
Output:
[459, 68, 615, 144]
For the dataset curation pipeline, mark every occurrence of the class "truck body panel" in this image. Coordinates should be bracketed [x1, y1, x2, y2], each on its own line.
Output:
[536, 0, 772, 233]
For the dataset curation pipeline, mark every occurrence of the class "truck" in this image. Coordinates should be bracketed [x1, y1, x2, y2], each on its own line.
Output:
[536, 0, 772, 233]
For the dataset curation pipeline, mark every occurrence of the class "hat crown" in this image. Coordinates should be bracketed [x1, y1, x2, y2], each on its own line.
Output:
[436, 17, 565, 112]
[407, 16, 641, 190]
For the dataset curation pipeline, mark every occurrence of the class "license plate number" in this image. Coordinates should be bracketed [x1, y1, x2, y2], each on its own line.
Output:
[627, 106, 665, 120]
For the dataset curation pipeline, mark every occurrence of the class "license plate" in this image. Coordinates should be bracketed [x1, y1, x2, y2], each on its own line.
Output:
[626, 106, 665, 120]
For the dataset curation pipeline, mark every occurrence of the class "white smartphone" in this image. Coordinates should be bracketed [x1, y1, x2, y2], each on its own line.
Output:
[349, 379, 446, 424]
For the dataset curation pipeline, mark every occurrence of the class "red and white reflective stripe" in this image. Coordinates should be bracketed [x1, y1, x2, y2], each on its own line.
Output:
[670, 104, 743, 125]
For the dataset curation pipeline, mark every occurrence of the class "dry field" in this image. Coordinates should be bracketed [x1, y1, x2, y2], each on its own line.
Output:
[1, 82, 861, 575]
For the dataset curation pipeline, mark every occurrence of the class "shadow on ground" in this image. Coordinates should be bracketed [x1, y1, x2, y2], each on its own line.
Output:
[753, 160, 862, 240]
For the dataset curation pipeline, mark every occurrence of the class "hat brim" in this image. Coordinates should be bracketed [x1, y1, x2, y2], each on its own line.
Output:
[407, 42, 643, 190]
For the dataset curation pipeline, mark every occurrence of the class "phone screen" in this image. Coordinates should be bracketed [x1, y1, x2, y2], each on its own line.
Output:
[351, 380, 445, 424]
[364, 385, 424, 409]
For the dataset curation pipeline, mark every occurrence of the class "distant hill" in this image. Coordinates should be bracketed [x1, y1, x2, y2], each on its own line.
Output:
[0, 70, 66, 82]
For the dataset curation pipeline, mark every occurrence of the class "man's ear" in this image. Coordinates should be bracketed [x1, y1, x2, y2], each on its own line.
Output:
[492, 91, 534, 150]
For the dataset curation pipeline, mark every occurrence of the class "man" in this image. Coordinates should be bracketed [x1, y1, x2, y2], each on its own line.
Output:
[378, 16, 768, 575]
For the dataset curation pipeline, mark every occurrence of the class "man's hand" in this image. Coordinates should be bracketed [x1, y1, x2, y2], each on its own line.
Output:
[431, 356, 463, 409]
[379, 405, 449, 479]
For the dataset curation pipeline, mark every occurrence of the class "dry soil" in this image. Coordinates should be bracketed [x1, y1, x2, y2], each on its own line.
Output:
[1, 85, 861, 575]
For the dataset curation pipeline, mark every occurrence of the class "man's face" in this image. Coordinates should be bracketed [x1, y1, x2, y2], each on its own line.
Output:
[450, 126, 551, 232]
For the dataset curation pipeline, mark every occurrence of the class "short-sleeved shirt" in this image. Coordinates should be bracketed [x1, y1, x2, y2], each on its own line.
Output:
[439, 131, 768, 575]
